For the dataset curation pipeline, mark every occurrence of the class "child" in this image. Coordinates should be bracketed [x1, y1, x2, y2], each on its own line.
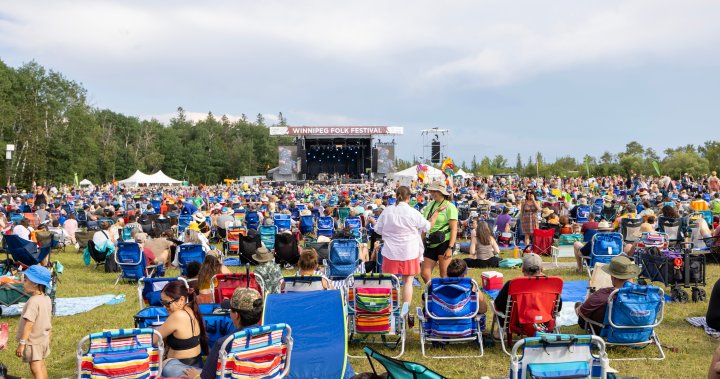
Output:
[16, 265, 52, 379]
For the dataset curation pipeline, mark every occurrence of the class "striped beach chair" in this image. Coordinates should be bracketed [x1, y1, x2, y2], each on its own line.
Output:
[77, 328, 163, 379]
[216, 323, 293, 379]
[346, 273, 406, 358]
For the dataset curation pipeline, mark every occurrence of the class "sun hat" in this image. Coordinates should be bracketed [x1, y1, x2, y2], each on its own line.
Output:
[187, 222, 201, 232]
[252, 247, 275, 263]
[603, 195, 613, 203]
[134, 232, 148, 243]
[24, 265, 52, 289]
[317, 235, 332, 243]
[192, 212, 205, 223]
[578, 198, 588, 206]
[300, 209, 312, 217]
[221, 207, 232, 215]
[541, 208, 554, 218]
[597, 220, 613, 231]
[230, 287, 261, 312]
[427, 182, 449, 196]
[601, 256, 641, 280]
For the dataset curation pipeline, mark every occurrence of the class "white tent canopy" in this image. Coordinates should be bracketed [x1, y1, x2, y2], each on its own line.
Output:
[79, 179, 93, 186]
[455, 169, 474, 179]
[147, 170, 182, 185]
[118, 170, 181, 185]
[389, 166, 445, 186]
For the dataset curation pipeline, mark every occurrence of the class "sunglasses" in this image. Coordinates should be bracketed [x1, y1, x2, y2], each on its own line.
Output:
[160, 298, 179, 308]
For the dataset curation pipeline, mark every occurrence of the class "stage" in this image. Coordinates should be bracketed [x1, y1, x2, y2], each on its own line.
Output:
[269, 126, 404, 181]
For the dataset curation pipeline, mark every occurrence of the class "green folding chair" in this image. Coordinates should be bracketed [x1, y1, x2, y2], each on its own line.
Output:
[363, 346, 447, 379]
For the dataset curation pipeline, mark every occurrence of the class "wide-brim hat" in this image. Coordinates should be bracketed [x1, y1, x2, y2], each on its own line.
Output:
[24, 265, 52, 289]
[578, 198, 588, 206]
[603, 195, 613, 203]
[597, 220, 613, 231]
[252, 247, 275, 263]
[601, 256, 641, 280]
[541, 208, 554, 218]
[427, 182, 449, 196]
[192, 212, 205, 223]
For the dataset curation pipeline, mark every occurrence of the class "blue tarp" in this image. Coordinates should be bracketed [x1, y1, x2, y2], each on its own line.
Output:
[263, 290, 354, 379]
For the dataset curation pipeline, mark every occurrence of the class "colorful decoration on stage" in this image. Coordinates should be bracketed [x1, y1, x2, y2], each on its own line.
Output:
[416, 164, 429, 183]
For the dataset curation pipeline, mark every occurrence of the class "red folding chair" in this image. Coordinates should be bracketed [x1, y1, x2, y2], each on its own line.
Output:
[491, 276, 563, 355]
[525, 228, 558, 266]
[211, 267, 265, 303]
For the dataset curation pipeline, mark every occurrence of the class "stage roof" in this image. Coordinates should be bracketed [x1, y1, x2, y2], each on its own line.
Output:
[269, 126, 403, 136]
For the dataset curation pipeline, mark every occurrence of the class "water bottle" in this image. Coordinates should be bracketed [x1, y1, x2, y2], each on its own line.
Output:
[513, 246, 519, 259]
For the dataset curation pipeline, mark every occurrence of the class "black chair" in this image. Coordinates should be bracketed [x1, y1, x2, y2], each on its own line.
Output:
[274, 233, 299, 266]
[620, 218, 643, 243]
[658, 216, 683, 245]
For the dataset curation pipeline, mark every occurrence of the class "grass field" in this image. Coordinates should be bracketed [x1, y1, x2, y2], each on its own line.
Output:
[0, 246, 716, 378]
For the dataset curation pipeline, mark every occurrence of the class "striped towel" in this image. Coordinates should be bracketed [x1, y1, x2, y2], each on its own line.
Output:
[686, 317, 720, 338]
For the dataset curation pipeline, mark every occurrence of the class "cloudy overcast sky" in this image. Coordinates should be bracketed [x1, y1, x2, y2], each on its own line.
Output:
[1, 0, 719, 164]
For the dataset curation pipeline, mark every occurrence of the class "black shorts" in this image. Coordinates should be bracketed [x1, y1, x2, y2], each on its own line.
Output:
[580, 242, 592, 257]
[424, 241, 450, 261]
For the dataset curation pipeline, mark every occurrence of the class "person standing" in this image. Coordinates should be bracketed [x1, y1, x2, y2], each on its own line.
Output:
[374, 186, 431, 310]
[420, 182, 458, 283]
[519, 190, 542, 246]
[15, 265, 53, 379]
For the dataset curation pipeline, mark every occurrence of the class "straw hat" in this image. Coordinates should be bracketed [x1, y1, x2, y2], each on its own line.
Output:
[192, 212, 205, 223]
[597, 220, 613, 231]
[252, 247, 275, 263]
[541, 208, 554, 218]
[427, 182, 449, 196]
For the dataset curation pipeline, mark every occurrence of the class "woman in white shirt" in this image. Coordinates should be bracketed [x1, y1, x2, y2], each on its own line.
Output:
[374, 186, 437, 309]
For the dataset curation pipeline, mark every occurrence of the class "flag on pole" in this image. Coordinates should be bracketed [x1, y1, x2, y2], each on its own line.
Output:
[74, 173, 79, 187]
[652, 161, 661, 176]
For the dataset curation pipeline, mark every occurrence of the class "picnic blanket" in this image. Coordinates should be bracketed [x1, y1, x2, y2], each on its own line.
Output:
[686, 317, 720, 338]
[484, 280, 590, 327]
[1, 294, 122, 317]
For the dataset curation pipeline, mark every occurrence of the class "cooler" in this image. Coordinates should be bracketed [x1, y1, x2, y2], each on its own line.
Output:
[481, 271, 504, 290]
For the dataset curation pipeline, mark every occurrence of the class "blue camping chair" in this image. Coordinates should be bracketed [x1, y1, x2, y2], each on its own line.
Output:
[592, 199, 604, 219]
[417, 277, 484, 358]
[177, 244, 205, 276]
[115, 242, 162, 285]
[509, 334, 609, 379]
[151, 199, 161, 214]
[300, 215, 315, 235]
[325, 239, 363, 282]
[290, 207, 301, 221]
[260, 225, 278, 251]
[274, 214, 292, 232]
[317, 216, 335, 238]
[246, 211, 260, 231]
[217, 324, 293, 379]
[3, 234, 52, 268]
[580, 282, 665, 360]
[584, 232, 623, 276]
[137, 277, 188, 309]
[345, 216, 364, 241]
[576, 205, 591, 223]
[177, 214, 193, 238]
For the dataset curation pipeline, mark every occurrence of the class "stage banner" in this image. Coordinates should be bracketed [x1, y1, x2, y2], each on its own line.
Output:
[270, 126, 404, 136]
[278, 145, 298, 175]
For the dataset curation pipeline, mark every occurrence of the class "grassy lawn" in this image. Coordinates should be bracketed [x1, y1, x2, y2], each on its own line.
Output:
[0, 246, 716, 378]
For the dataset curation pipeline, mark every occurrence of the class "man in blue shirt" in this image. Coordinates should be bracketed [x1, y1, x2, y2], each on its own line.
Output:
[183, 287, 262, 379]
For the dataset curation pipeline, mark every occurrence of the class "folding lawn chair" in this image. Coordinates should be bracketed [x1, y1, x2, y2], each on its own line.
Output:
[211, 268, 265, 303]
[509, 334, 609, 379]
[364, 346, 447, 379]
[245, 211, 260, 231]
[325, 238, 365, 290]
[274, 233, 299, 266]
[217, 323, 293, 379]
[345, 273, 406, 358]
[620, 218, 643, 243]
[77, 328, 163, 379]
[281, 275, 327, 293]
[137, 277, 188, 309]
[274, 214, 292, 233]
[224, 226, 246, 256]
[177, 244, 205, 276]
[260, 225, 278, 251]
[3, 234, 52, 268]
[491, 276, 563, 355]
[584, 232, 623, 277]
[658, 216, 683, 246]
[177, 214, 193, 238]
[576, 205, 591, 223]
[345, 216, 365, 241]
[579, 282, 665, 360]
[417, 277, 484, 358]
[299, 215, 314, 235]
[317, 216, 335, 238]
[525, 228, 558, 267]
[115, 242, 162, 285]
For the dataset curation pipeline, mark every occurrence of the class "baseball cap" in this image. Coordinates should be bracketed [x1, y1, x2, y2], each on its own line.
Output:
[230, 287, 261, 312]
[522, 253, 543, 272]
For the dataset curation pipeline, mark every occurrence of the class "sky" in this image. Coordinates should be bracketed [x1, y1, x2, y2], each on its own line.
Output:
[1, 0, 720, 165]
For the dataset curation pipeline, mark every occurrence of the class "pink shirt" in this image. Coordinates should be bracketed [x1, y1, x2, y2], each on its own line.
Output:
[63, 219, 78, 239]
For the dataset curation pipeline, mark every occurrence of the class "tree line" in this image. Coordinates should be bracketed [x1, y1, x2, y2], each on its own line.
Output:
[396, 141, 720, 179]
[0, 60, 292, 187]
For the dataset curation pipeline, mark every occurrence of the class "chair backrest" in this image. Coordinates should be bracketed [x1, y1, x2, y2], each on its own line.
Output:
[602, 283, 664, 344]
[531, 228, 555, 255]
[506, 276, 563, 337]
[246, 212, 260, 229]
[364, 346, 447, 379]
[282, 275, 326, 293]
[177, 244, 205, 276]
[426, 277, 478, 319]
[590, 232, 623, 266]
[260, 225, 278, 250]
[3, 234, 47, 267]
[345, 216, 362, 230]
[576, 205, 591, 223]
[217, 323, 293, 379]
[300, 215, 314, 234]
[212, 272, 265, 303]
[620, 218, 643, 242]
[658, 217, 682, 241]
[177, 214, 193, 231]
[77, 328, 163, 379]
[317, 216, 334, 230]
[139, 277, 188, 308]
[327, 239, 359, 279]
[116, 242, 147, 280]
[510, 334, 608, 379]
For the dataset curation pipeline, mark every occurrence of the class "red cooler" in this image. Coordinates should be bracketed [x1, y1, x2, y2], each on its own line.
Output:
[482, 271, 504, 290]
